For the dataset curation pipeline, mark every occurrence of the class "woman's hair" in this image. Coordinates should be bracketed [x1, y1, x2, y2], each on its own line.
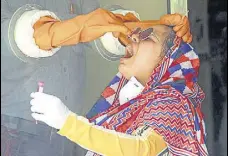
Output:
[161, 29, 176, 57]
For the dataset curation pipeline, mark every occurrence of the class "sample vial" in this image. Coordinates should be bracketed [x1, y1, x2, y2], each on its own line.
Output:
[37, 81, 44, 93]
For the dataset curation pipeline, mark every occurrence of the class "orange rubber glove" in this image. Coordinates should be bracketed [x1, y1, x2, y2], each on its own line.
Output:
[33, 8, 192, 50]
[117, 13, 192, 45]
[160, 13, 192, 43]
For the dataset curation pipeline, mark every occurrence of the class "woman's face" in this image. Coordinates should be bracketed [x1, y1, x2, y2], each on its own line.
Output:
[118, 25, 172, 85]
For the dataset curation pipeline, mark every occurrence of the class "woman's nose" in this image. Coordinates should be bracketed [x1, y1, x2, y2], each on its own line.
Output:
[131, 34, 140, 43]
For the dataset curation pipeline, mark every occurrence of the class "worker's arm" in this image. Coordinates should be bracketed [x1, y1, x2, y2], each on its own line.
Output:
[30, 92, 168, 156]
[33, 8, 131, 50]
[58, 113, 167, 156]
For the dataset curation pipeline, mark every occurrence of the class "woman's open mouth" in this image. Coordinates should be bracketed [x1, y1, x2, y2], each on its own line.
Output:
[123, 45, 133, 59]
[120, 45, 133, 64]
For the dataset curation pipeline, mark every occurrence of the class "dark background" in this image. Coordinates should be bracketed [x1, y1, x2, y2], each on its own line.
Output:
[188, 0, 227, 155]
[208, 0, 227, 142]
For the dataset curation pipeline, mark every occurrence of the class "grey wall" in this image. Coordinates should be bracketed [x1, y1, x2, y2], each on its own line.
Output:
[99, 0, 168, 20]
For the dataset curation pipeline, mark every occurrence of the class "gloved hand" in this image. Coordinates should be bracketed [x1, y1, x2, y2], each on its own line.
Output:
[159, 13, 192, 43]
[123, 14, 192, 43]
[30, 92, 71, 129]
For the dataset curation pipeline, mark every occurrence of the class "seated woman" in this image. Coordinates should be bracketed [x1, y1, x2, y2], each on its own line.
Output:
[30, 25, 208, 156]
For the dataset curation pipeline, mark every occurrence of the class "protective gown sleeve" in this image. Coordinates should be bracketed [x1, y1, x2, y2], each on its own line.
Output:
[58, 112, 168, 156]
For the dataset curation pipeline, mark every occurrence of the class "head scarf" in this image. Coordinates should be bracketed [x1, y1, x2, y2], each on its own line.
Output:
[85, 36, 208, 156]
